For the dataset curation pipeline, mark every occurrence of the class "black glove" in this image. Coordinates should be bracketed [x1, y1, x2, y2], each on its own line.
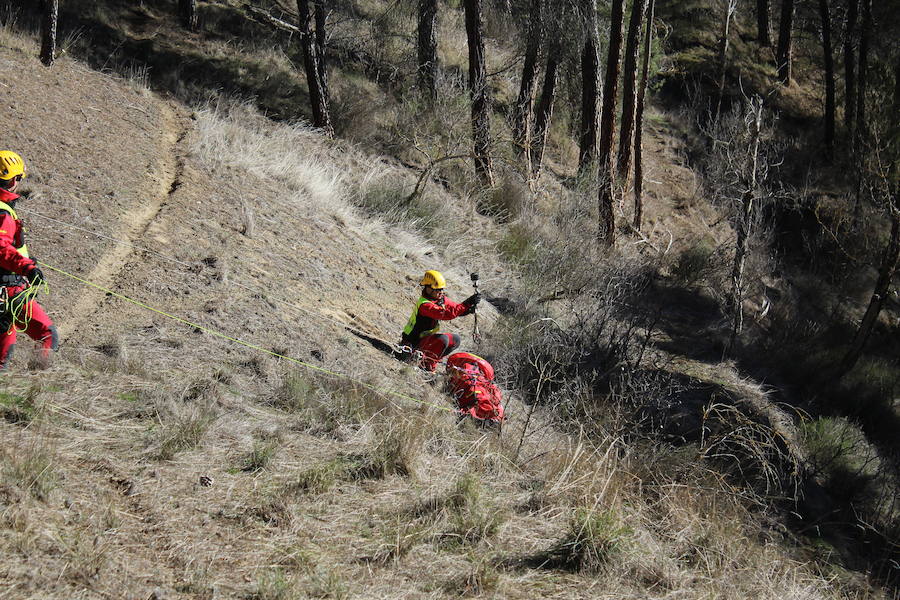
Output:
[26, 266, 45, 286]
[463, 292, 482, 307]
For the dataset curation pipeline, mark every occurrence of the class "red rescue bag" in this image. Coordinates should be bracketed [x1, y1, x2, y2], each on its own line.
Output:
[445, 352, 504, 425]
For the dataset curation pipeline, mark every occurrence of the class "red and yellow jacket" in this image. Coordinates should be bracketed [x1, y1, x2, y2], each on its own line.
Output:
[401, 295, 472, 345]
[0, 188, 38, 290]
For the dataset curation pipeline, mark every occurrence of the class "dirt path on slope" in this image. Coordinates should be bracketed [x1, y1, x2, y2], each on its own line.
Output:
[59, 101, 188, 340]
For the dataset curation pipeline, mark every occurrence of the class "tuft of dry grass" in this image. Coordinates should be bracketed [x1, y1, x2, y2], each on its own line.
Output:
[443, 553, 503, 598]
[0, 385, 44, 425]
[531, 507, 633, 573]
[242, 438, 279, 473]
[1, 441, 57, 501]
[156, 404, 218, 461]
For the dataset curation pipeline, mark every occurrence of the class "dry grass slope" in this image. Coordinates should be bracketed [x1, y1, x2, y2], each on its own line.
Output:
[0, 18, 891, 600]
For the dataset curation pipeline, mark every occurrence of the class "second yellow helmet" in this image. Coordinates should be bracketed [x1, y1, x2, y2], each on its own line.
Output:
[420, 270, 446, 289]
[0, 151, 26, 181]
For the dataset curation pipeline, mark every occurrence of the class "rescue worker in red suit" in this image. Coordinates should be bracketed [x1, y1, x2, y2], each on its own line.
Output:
[0, 151, 57, 370]
[400, 270, 481, 372]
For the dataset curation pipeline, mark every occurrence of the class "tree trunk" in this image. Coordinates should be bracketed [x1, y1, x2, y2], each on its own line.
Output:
[597, 0, 625, 245]
[512, 0, 543, 160]
[616, 0, 648, 186]
[297, 0, 333, 136]
[179, 0, 198, 32]
[757, 0, 770, 46]
[728, 98, 765, 351]
[838, 209, 900, 376]
[633, 0, 655, 231]
[818, 0, 835, 157]
[715, 0, 737, 121]
[314, 1, 328, 87]
[417, 0, 439, 98]
[578, 0, 600, 173]
[464, 0, 495, 187]
[843, 0, 858, 137]
[40, 0, 58, 66]
[839, 59, 900, 376]
[776, 0, 795, 83]
[531, 39, 562, 177]
[854, 0, 871, 153]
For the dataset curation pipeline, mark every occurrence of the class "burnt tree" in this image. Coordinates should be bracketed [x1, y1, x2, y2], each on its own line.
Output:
[417, 0, 439, 98]
[297, 0, 333, 136]
[818, 0, 835, 156]
[854, 0, 872, 153]
[616, 0, 648, 186]
[578, 0, 600, 172]
[633, 0, 656, 230]
[531, 39, 563, 176]
[464, 0, 495, 187]
[40, 0, 58, 66]
[776, 0, 795, 83]
[843, 0, 858, 136]
[512, 0, 543, 160]
[179, 0, 198, 32]
[314, 1, 327, 89]
[757, 0, 770, 46]
[598, 0, 625, 244]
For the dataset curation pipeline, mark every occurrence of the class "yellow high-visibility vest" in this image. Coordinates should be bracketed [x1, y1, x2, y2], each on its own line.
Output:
[0, 200, 29, 259]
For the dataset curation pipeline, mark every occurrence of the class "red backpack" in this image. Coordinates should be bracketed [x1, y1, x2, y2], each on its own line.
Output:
[445, 352, 504, 425]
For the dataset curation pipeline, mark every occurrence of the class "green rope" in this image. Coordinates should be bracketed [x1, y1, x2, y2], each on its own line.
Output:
[37, 261, 455, 414]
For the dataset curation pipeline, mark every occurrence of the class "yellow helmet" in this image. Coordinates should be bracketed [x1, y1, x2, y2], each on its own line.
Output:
[420, 270, 446, 290]
[0, 151, 26, 181]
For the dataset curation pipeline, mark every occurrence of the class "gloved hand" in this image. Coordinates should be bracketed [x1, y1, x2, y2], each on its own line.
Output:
[463, 292, 482, 307]
[26, 265, 45, 286]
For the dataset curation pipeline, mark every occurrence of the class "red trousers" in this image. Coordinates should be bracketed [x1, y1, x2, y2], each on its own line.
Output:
[0, 292, 57, 369]
[415, 333, 461, 372]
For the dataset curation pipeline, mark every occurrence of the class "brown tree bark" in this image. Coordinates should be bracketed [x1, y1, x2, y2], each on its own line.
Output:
[297, 0, 333, 136]
[633, 0, 655, 230]
[512, 0, 543, 159]
[843, 0, 858, 136]
[464, 0, 495, 187]
[417, 0, 439, 98]
[616, 0, 648, 185]
[179, 0, 198, 32]
[531, 39, 562, 177]
[757, 0, 771, 46]
[818, 0, 835, 157]
[40, 0, 58, 66]
[776, 0, 795, 83]
[578, 0, 600, 173]
[597, 0, 625, 245]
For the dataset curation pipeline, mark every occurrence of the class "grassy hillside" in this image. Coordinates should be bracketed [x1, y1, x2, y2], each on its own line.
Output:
[1, 1, 898, 599]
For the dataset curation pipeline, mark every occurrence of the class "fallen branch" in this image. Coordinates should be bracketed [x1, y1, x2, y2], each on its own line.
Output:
[242, 4, 299, 34]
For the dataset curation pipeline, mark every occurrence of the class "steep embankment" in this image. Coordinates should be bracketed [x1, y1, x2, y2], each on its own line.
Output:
[0, 30, 869, 600]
